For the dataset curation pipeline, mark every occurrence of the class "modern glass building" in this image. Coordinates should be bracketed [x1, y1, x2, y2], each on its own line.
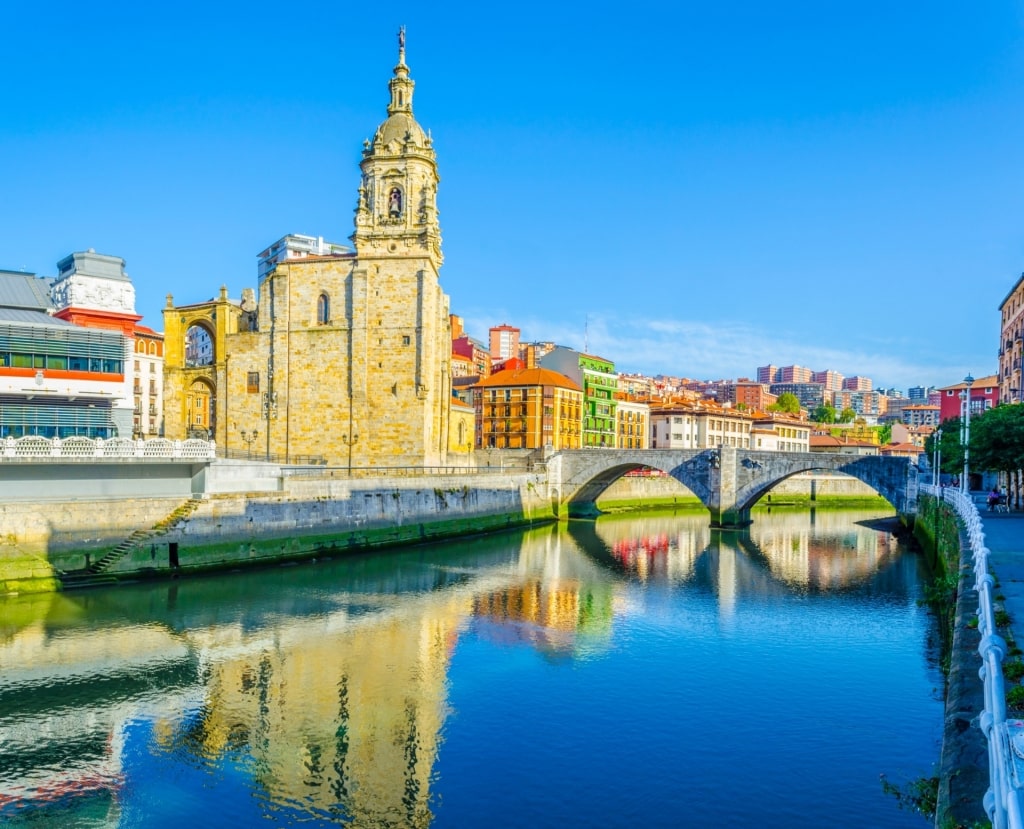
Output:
[0, 270, 128, 438]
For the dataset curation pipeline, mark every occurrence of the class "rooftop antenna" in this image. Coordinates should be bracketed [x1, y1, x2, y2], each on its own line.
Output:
[583, 315, 589, 353]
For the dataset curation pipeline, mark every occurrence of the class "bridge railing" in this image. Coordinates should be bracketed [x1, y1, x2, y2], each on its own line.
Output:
[0, 436, 217, 462]
[922, 482, 1024, 829]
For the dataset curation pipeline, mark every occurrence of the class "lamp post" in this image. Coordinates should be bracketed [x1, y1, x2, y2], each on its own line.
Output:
[342, 432, 359, 476]
[240, 429, 258, 459]
[962, 374, 974, 495]
[933, 426, 942, 487]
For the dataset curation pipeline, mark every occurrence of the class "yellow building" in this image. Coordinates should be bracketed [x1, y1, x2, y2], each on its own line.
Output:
[163, 34, 452, 468]
[473, 366, 582, 450]
[448, 397, 475, 459]
[615, 396, 649, 449]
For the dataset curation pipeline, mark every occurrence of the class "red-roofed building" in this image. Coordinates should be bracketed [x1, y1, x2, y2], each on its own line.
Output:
[879, 441, 924, 459]
[472, 366, 582, 450]
[937, 375, 999, 422]
[809, 434, 878, 456]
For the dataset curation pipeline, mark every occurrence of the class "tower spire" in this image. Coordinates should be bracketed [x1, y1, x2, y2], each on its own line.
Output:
[388, 25, 414, 115]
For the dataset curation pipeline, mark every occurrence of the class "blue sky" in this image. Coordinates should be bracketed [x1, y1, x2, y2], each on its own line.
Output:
[3, 1, 1023, 392]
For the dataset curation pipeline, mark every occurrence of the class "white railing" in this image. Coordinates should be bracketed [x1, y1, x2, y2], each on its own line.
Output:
[922, 483, 1024, 829]
[0, 436, 217, 462]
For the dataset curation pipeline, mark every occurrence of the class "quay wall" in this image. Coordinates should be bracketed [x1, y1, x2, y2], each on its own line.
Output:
[0, 466, 890, 596]
[0, 471, 553, 595]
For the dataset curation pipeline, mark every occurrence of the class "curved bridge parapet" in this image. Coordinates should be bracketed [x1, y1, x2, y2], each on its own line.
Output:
[547, 447, 918, 527]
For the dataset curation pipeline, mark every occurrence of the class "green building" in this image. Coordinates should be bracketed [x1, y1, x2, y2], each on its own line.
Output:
[539, 346, 618, 448]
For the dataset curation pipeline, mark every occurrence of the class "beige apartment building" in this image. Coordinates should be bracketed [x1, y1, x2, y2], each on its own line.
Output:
[649, 405, 753, 449]
[999, 272, 1024, 404]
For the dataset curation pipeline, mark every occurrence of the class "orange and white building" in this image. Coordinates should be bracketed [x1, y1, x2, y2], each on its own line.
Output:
[472, 366, 582, 450]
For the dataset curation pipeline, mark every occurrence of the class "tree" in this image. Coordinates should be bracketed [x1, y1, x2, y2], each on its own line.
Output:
[970, 405, 1024, 508]
[838, 407, 857, 423]
[811, 403, 836, 423]
[877, 423, 892, 445]
[926, 417, 966, 480]
[768, 392, 801, 415]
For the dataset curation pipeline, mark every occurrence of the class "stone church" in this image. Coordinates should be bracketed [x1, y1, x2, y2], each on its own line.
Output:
[163, 33, 452, 468]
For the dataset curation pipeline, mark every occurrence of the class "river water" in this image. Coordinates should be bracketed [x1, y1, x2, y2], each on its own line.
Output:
[1, 508, 945, 828]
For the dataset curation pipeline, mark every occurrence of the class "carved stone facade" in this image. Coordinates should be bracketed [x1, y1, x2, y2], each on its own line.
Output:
[162, 36, 451, 467]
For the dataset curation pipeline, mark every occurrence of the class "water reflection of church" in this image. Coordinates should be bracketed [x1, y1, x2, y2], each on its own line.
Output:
[1, 525, 620, 824]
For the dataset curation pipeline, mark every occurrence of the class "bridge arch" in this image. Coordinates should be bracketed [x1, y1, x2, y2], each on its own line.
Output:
[558, 458, 708, 518]
[548, 448, 917, 527]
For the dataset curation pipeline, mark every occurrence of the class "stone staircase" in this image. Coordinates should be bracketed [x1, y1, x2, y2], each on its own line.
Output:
[60, 497, 203, 589]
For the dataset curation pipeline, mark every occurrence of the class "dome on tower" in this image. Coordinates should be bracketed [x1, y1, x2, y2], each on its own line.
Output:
[373, 111, 428, 149]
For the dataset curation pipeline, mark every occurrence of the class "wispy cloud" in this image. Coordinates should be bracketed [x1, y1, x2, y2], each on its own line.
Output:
[461, 308, 974, 391]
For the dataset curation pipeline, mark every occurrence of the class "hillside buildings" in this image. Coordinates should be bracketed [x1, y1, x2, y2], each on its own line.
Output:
[163, 34, 453, 467]
[489, 324, 520, 363]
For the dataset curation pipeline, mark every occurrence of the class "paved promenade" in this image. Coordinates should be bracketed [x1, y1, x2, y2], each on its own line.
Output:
[978, 510, 1024, 639]
[939, 502, 1024, 828]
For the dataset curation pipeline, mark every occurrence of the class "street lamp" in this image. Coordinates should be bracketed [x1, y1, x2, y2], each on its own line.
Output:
[962, 374, 974, 495]
[933, 426, 942, 487]
[342, 432, 359, 476]
[240, 429, 259, 459]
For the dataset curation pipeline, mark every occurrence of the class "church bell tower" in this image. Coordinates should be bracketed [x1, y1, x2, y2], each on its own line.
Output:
[352, 26, 442, 268]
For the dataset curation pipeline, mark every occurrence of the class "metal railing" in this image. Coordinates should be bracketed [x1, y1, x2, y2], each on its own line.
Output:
[922, 483, 1024, 829]
[281, 464, 531, 479]
[0, 435, 217, 462]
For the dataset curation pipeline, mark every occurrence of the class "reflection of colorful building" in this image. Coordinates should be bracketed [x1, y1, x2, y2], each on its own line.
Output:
[748, 510, 900, 589]
[472, 577, 615, 655]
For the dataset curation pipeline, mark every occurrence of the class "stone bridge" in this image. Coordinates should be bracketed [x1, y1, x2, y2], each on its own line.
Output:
[545, 447, 918, 527]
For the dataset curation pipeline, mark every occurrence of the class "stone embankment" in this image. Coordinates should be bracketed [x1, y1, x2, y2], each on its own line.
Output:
[0, 470, 552, 594]
[0, 467, 888, 596]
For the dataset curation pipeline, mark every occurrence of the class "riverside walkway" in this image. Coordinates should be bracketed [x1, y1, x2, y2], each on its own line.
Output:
[931, 486, 1024, 829]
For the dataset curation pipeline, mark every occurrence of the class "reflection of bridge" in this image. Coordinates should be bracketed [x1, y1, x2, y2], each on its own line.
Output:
[547, 447, 918, 527]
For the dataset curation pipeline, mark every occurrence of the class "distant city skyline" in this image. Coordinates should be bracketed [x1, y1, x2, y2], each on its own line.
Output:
[4, 2, 1021, 391]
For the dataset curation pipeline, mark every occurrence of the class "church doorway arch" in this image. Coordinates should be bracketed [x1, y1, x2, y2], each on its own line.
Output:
[185, 378, 215, 439]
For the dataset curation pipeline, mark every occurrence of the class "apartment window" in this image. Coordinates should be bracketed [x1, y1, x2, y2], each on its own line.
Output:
[247, 372, 260, 394]
[402, 335, 411, 346]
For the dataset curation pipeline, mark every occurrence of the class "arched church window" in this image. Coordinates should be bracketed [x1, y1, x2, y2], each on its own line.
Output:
[317, 293, 330, 325]
[388, 187, 403, 217]
[184, 324, 214, 367]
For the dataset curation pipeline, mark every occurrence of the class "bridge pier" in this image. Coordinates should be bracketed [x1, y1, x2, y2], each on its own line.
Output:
[709, 506, 752, 529]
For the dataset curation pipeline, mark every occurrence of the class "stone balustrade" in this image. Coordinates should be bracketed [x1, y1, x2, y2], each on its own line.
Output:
[0, 436, 217, 462]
